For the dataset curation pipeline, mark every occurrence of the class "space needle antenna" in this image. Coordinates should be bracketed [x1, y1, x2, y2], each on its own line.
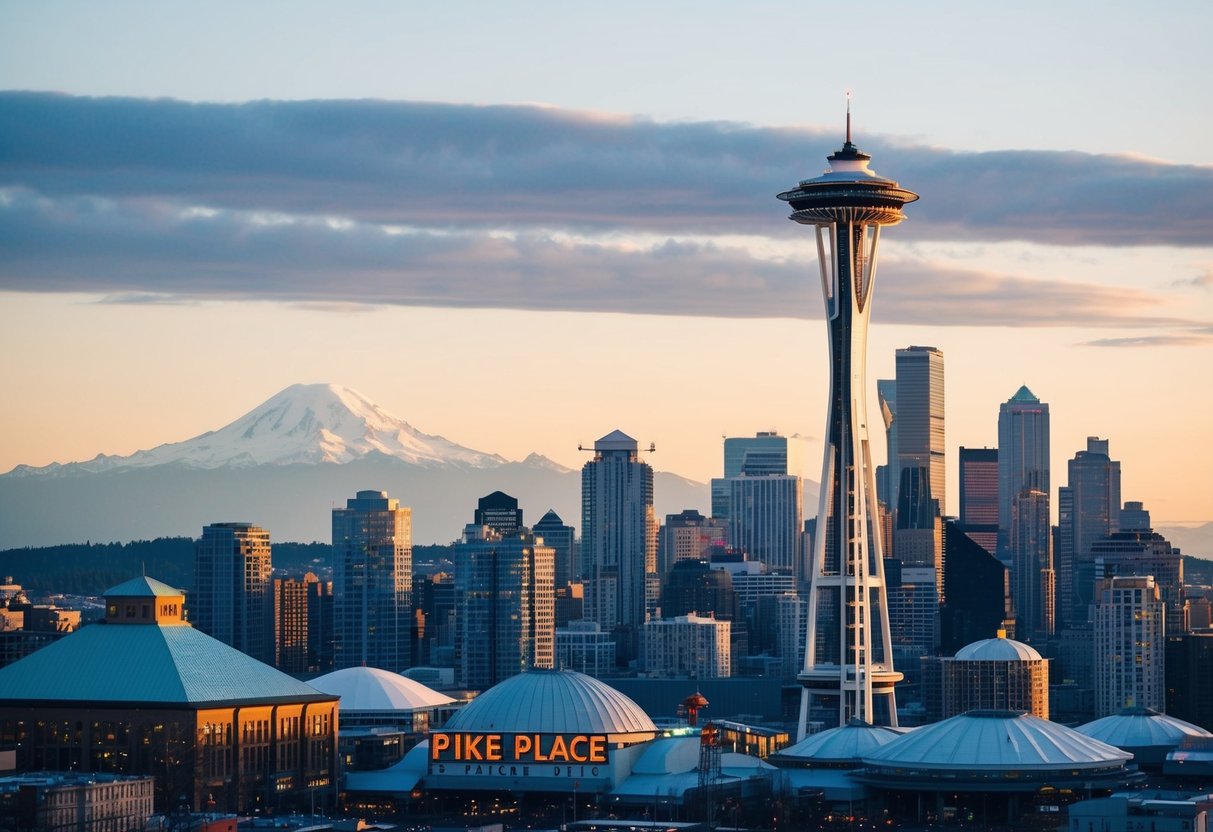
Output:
[845, 90, 852, 145]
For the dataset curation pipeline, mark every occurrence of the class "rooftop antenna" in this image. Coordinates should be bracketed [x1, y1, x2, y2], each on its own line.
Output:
[845, 90, 852, 145]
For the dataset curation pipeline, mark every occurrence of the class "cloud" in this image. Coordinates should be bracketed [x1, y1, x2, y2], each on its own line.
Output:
[1172, 270, 1213, 290]
[2, 185, 1204, 333]
[1081, 329, 1213, 348]
[2, 92, 1211, 247]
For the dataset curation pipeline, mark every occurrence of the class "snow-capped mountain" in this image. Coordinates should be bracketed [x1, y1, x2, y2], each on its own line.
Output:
[8, 383, 520, 475]
[0, 383, 709, 547]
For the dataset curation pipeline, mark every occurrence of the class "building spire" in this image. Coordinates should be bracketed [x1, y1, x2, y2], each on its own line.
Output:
[845, 90, 852, 145]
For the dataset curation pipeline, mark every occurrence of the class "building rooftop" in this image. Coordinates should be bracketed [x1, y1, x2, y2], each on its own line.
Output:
[773, 718, 902, 765]
[443, 668, 658, 737]
[1077, 708, 1213, 751]
[309, 666, 455, 712]
[863, 710, 1131, 771]
[104, 576, 182, 597]
[0, 620, 333, 706]
[954, 632, 1043, 662]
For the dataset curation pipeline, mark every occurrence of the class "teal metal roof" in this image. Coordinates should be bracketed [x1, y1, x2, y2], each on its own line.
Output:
[0, 623, 333, 706]
[1009, 385, 1039, 403]
[104, 576, 183, 597]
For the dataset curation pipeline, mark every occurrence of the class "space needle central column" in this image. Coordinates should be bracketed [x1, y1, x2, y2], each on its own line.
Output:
[778, 114, 918, 737]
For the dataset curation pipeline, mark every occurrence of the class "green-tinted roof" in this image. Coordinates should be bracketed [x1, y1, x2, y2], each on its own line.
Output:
[1009, 385, 1039, 403]
[104, 576, 183, 597]
[0, 623, 333, 706]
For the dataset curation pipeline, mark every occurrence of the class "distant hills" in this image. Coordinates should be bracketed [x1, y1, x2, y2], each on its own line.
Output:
[0, 383, 716, 547]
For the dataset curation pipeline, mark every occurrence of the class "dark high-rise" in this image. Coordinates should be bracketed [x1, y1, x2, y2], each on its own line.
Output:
[453, 524, 554, 689]
[533, 508, 576, 589]
[475, 491, 524, 537]
[957, 447, 999, 557]
[193, 522, 272, 663]
[1057, 437, 1121, 628]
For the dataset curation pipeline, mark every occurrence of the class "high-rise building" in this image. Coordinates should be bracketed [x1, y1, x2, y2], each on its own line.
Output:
[887, 467, 944, 666]
[657, 509, 726, 576]
[957, 447, 999, 557]
[894, 346, 945, 516]
[1057, 438, 1122, 629]
[474, 491, 524, 537]
[660, 560, 739, 623]
[711, 432, 798, 520]
[1011, 489, 1054, 643]
[554, 620, 615, 677]
[1092, 521, 1185, 636]
[332, 489, 412, 672]
[876, 379, 897, 510]
[997, 386, 1050, 565]
[726, 475, 804, 575]
[1166, 634, 1213, 730]
[193, 522, 272, 663]
[581, 430, 657, 667]
[1094, 575, 1165, 717]
[533, 509, 576, 589]
[939, 520, 1012, 656]
[778, 115, 917, 733]
[453, 524, 554, 690]
[270, 571, 333, 675]
[640, 613, 731, 678]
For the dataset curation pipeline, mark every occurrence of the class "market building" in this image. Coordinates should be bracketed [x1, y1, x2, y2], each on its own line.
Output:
[0, 577, 339, 815]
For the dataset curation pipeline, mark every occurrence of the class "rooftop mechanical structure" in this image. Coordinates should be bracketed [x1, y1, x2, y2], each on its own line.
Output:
[778, 107, 918, 737]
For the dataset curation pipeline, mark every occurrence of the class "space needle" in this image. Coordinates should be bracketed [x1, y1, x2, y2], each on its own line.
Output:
[778, 104, 918, 737]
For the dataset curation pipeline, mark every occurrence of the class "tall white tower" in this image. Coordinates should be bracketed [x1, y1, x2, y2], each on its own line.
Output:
[777, 110, 918, 737]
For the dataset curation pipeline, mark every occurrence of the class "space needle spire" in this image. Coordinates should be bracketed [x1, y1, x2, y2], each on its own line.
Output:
[777, 106, 918, 737]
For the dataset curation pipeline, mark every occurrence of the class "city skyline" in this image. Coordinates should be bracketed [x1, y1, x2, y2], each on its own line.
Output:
[1, 2, 1211, 528]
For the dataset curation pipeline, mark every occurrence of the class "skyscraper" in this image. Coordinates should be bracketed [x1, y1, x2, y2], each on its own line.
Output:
[533, 509, 576, 589]
[453, 523, 554, 689]
[581, 429, 657, 667]
[270, 571, 333, 674]
[1011, 488, 1054, 643]
[777, 112, 917, 733]
[957, 447, 999, 557]
[711, 432, 799, 520]
[474, 491, 524, 537]
[1094, 575, 1164, 716]
[887, 466, 944, 665]
[727, 475, 804, 575]
[1057, 437, 1121, 628]
[657, 509, 725, 576]
[997, 386, 1050, 565]
[193, 522, 272, 663]
[893, 345, 946, 517]
[331, 489, 412, 671]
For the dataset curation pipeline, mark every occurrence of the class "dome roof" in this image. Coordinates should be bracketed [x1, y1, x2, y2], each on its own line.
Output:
[955, 635, 1043, 662]
[776, 719, 901, 764]
[309, 666, 455, 711]
[1076, 708, 1213, 750]
[863, 711, 1131, 771]
[443, 669, 658, 736]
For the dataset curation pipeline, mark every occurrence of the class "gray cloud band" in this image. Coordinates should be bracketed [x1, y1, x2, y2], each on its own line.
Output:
[0, 93, 1210, 336]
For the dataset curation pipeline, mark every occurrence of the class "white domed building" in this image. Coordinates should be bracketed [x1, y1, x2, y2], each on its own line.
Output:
[922, 630, 1050, 721]
[857, 710, 1140, 824]
[767, 718, 903, 803]
[1077, 707, 1213, 768]
[310, 666, 457, 771]
[853, 713, 1135, 824]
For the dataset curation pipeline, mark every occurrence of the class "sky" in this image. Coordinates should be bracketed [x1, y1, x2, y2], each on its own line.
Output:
[1, 0, 1211, 525]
